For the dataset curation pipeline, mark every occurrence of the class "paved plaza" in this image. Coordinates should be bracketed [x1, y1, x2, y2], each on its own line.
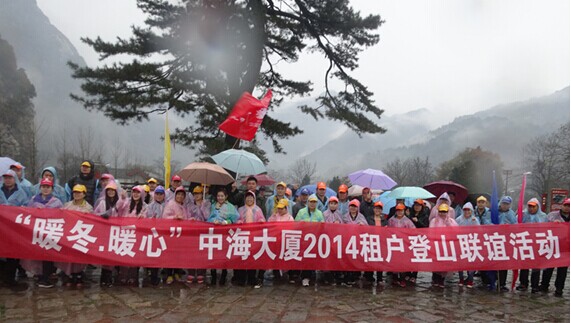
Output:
[0, 268, 569, 322]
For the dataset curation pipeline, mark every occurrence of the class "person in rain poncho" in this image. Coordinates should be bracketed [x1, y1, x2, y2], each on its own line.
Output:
[235, 190, 266, 288]
[323, 196, 343, 223]
[94, 183, 128, 218]
[409, 199, 429, 228]
[295, 194, 324, 287]
[57, 184, 93, 287]
[30, 166, 67, 203]
[455, 202, 480, 288]
[498, 196, 517, 224]
[268, 198, 294, 222]
[388, 204, 416, 287]
[543, 198, 570, 297]
[146, 177, 158, 199]
[21, 178, 64, 288]
[208, 188, 239, 286]
[94, 173, 119, 200]
[292, 187, 310, 219]
[429, 192, 456, 222]
[429, 204, 458, 288]
[165, 175, 184, 202]
[342, 199, 367, 286]
[9, 162, 32, 198]
[447, 191, 463, 218]
[0, 170, 29, 206]
[146, 185, 166, 219]
[517, 198, 548, 293]
[473, 196, 491, 225]
[265, 181, 291, 218]
[162, 186, 191, 284]
[186, 186, 210, 284]
[315, 182, 329, 212]
[337, 184, 350, 216]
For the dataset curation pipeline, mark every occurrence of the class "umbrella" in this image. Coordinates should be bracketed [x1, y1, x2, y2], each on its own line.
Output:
[212, 149, 266, 178]
[177, 162, 234, 186]
[373, 191, 415, 211]
[240, 174, 275, 186]
[348, 168, 397, 190]
[423, 180, 469, 203]
[386, 186, 435, 200]
[0, 157, 17, 175]
[347, 185, 383, 197]
[294, 184, 337, 198]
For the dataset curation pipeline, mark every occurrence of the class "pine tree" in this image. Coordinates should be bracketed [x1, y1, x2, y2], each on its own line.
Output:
[69, 0, 386, 156]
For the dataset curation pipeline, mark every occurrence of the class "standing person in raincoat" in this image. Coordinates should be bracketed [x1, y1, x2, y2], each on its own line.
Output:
[543, 198, 570, 297]
[268, 199, 294, 222]
[388, 198, 410, 219]
[371, 201, 387, 285]
[94, 173, 117, 200]
[235, 190, 266, 288]
[185, 186, 210, 285]
[292, 187, 310, 219]
[162, 186, 190, 284]
[315, 182, 329, 212]
[243, 176, 265, 215]
[295, 194, 324, 287]
[517, 198, 548, 293]
[146, 178, 159, 199]
[265, 181, 290, 218]
[428, 192, 456, 222]
[9, 162, 32, 198]
[388, 204, 416, 287]
[21, 179, 64, 288]
[342, 199, 367, 286]
[93, 182, 127, 287]
[58, 184, 93, 287]
[208, 188, 238, 286]
[359, 187, 375, 225]
[447, 191, 463, 218]
[455, 202, 480, 288]
[474, 196, 491, 225]
[409, 199, 429, 228]
[30, 166, 67, 203]
[494, 196, 517, 291]
[337, 184, 350, 216]
[429, 204, 458, 288]
[146, 186, 166, 219]
[165, 175, 184, 202]
[65, 160, 98, 207]
[0, 170, 29, 206]
[323, 196, 343, 223]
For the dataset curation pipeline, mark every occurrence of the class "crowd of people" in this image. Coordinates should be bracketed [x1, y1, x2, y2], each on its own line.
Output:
[0, 160, 568, 297]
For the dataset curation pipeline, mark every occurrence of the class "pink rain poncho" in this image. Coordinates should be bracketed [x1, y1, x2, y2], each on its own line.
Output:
[387, 215, 415, 228]
[56, 199, 93, 275]
[429, 192, 456, 222]
[237, 204, 265, 223]
[323, 209, 343, 223]
[342, 212, 368, 225]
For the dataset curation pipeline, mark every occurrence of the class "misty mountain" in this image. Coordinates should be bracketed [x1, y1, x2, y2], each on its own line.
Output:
[304, 87, 570, 177]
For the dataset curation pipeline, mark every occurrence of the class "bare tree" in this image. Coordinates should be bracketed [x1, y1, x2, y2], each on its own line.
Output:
[288, 158, 317, 186]
[384, 158, 408, 185]
[54, 126, 76, 182]
[524, 123, 570, 198]
[29, 118, 50, 180]
[110, 142, 123, 178]
[385, 156, 435, 187]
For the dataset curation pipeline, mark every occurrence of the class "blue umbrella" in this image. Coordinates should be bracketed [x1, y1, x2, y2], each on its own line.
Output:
[373, 191, 415, 211]
[386, 186, 435, 199]
[0, 157, 17, 175]
[295, 184, 337, 198]
[211, 149, 266, 178]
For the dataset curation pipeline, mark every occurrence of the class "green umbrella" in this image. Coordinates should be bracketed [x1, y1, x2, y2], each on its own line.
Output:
[386, 186, 435, 199]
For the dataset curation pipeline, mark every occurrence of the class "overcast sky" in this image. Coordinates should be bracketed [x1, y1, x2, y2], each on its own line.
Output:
[37, 0, 569, 123]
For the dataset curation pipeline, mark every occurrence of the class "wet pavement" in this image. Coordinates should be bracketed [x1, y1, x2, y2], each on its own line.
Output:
[0, 268, 569, 322]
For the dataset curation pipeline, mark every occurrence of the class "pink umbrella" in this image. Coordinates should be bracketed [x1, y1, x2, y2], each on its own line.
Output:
[177, 162, 234, 186]
[240, 174, 275, 186]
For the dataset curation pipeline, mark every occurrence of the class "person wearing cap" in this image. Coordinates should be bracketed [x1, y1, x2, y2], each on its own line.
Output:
[0, 170, 29, 206]
[165, 175, 183, 202]
[372, 201, 386, 227]
[498, 196, 517, 225]
[120, 186, 148, 218]
[388, 198, 410, 219]
[342, 199, 368, 225]
[542, 198, 570, 297]
[293, 187, 310, 219]
[429, 203, 458, 288]
[30, 166, 68, 203]
[147, 178, 158, 197]
[517, 198, 548, 293]
[337, 184, 350, 216]
[58, 184, 93, 287]
[95, 173, 119, 201]
[323, 196, 343, 223]
[268, 198, 294, 222]
[315, 182, 329, 212]
[265, 181, 290, 218]
[387, 203, 415, 287]
[146, 185, 166, 219]
[295, 194, 324, 286]
[473, 196, 491, 225]
[208, 188, 239, 286]
[235, 191, 266, 288]
[65, 160, 98, 207]
[161, 186, 191, 284]
[94, 182, 128, 218]
[359, 187, 375, 225]
[429, 192, 456, 222]
[9, 162, 32, 198]
[409, 199, 429, 228]
[454, 202, 480, 288]
[187, 185, 211, 222]
[21, 178, 64, 288]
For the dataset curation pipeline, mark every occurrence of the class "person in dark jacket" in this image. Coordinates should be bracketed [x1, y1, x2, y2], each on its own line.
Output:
[65, 160, 97, 207]
[359, 187, 375, 226]
[408, 199, 429, 228]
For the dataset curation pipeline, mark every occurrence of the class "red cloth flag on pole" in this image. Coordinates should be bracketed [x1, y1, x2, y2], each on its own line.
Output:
[219, 90, 272, 141]
[511, 172, 528, 290]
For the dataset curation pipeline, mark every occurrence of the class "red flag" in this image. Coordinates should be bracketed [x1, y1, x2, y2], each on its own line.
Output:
[512, 172, 528, 290]
[219, 90, 272, 141]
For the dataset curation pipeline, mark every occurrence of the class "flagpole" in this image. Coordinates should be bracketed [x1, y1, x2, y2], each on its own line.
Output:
[164, 109, 172, 190]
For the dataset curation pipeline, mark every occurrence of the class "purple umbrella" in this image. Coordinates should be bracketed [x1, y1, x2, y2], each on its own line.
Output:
[348, 168, 397, 190]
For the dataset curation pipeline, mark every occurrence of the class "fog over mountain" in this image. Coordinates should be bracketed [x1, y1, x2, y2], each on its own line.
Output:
[1, 0, 568, 181]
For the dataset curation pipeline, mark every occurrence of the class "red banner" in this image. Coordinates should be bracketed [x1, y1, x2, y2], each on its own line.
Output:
[218, 90, 272, 141]
[0, 206, 568, 272]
